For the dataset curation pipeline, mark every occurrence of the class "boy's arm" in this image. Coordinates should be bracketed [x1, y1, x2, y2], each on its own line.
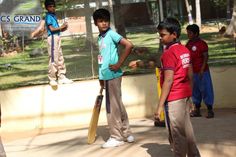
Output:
[154, 70, 174, 119]
[109, 38, 133, 71]
[188, 64, 193, 89]
[99, 80, 105, 89]
[188, 64, 195, 111]
[48, 22, 68, 33]
[31, 20, 46, 38]
[199, 51, 208, 77]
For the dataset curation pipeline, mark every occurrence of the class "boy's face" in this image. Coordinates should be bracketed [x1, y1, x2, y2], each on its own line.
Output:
[158, 29, 177, 45]
[46, 4, 55, 13]
[187, 30, 196, 40]
[95, 19, 110, 33]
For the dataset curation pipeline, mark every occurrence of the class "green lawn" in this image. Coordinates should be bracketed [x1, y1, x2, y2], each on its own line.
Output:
[0, 28, 235, 90]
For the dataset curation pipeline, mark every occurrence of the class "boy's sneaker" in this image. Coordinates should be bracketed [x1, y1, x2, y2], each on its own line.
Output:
[190, 109, 202, 117]
[49, 80, 58, 86]
[206, 110, 214, 118]
[126, 135, 135, 143]
[101, 137, 124, 148]
[58, 78, 73, 84]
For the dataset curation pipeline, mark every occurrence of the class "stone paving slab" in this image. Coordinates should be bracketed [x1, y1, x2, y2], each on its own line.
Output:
[2, 109, 236, 157]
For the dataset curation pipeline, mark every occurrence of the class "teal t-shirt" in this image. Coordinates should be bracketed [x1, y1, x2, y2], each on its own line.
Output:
[98, 29, 123, 80]
[45, 12, 60, 36]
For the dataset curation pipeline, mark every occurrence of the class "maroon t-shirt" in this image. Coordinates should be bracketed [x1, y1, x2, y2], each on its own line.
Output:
[186, 38, 209, 73]
[160, 42, 192, 102]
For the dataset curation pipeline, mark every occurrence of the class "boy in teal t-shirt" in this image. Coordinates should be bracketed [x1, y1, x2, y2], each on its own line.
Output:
[44, 0, 73, 86]
[98, 28, 123, 80]
[93, 8, 134, 148]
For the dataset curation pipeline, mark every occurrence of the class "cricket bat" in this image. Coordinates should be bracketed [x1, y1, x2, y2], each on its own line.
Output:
[87, 88, 104, 144]
[154, 68, 165, 127]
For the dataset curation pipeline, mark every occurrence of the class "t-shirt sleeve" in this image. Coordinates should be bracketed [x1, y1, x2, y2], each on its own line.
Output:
[109, 30, 123, 44]
[45, 15, 53, 26]
[162, 51, 176, 70]
[201, 41, 208, 53]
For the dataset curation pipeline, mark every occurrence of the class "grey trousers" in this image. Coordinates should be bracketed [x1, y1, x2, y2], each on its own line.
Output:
[105, 77, 132, 140]
[47, 35, 66, 81]
[165, 97, 201, 157]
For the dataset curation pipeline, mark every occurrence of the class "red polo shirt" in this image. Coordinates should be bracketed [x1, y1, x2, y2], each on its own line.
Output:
[186, 38, 209, 73]
[160, 42, 192, 101]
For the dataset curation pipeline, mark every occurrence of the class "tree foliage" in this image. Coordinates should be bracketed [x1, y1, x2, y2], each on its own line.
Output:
[210, 0, 227, 13]
[210, 0, 226, 6]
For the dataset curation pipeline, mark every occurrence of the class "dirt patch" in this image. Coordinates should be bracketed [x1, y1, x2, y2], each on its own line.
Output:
[0, 51, 18, 57]
[201, 25, 219, 33]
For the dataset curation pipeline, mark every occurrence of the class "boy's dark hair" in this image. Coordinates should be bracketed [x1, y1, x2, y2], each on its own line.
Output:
[44, 0, 55, 8]
[157, 17, 181, 38]
[93, 8, 110, 23]
[186, 24, 200, 36]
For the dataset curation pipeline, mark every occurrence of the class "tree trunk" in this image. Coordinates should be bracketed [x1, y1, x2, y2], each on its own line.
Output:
[96, 0, 102, 9]
[145, 0, 152, 21]
[227, 0, 231, 19]
[108, 0, 115, 30]
[225, 0, 236, 36]
[113, 0, 126, 38]
[195, 0, 201, 27]
[177, 0, 184, 23]
[185, 0, 193, 24]
[84, 0, 94, 48]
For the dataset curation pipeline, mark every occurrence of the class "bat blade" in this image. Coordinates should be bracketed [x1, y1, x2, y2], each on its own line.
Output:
[87, 94, 103, 144]
[154, 68, 165, 127]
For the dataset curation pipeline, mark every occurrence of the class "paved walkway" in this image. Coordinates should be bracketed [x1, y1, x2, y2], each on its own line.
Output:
[2, 109, 236, 157]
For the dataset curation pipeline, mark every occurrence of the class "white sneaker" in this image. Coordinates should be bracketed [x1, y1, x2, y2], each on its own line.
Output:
[49, 80, 57, 86]
[58, 78, 73, 84]
[126, 135, 135, 143]
[101, 137, 124, 148]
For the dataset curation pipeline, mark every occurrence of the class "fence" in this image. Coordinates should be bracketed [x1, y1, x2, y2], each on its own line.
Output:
[0, 1, 235, 90]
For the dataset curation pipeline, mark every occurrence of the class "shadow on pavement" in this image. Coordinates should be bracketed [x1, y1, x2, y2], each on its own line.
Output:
[141, 143, 172, 157]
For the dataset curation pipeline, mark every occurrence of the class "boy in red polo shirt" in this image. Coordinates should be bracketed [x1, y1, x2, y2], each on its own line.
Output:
[155, 18, 201, 157]
[186, 24, 214, 118]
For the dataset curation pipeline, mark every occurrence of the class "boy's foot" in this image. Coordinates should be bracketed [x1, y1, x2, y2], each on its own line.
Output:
[190, 109, 202, 117]
[101, 137, 124, 148]
[58, 78, 73, 84]
[49, 80, 58, 86]
[125, 135, 135, 143]
[206, 110, 214, 118]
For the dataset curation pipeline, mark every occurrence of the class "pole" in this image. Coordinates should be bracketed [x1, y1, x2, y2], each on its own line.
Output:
[22, 31, 24, 53]
[159, 0, 164, 21]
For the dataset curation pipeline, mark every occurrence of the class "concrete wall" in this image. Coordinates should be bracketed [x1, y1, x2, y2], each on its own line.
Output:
[0, 66, 235, 132]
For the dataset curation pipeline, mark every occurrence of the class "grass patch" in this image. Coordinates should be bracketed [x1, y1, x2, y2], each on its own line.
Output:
[0, 28, 235, 90]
